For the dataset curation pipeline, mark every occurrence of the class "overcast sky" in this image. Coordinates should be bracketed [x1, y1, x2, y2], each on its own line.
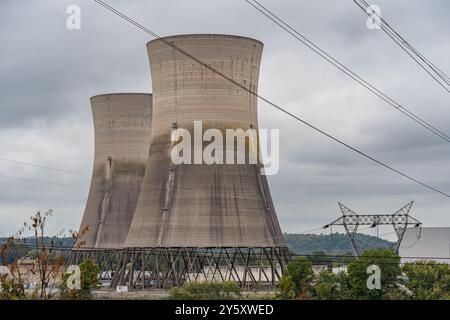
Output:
[0, 0, 449, 240]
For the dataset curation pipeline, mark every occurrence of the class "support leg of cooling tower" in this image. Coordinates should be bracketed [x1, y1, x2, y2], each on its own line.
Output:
[67, 250, 77, 266]
[128, 251, 136, 289]
[111, 247, 289, 290]
[111, 250, 128, 288]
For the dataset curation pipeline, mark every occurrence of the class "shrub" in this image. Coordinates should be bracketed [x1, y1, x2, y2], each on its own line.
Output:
[169, 281, 241, 300]
[59, 259, 100, 300]
[400, 261, 450, 300]
[277, 256, 314, 299]
[346, 249, 401, 300]
[0, 274, 27, 300]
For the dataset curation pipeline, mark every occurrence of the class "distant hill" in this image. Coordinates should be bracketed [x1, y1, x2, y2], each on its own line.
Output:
[0, 236, 75, 248]
[284, 232, 394, 254]
[0, 237, 75, 264]
[1, 233, 393, 257]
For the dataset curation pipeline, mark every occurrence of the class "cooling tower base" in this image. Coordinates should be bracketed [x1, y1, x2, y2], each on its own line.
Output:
[110, 247, 290, 290]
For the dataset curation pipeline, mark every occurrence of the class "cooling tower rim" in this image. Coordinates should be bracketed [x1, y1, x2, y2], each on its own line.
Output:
[146, 33, 264, 48]
[90, 92, 153, 101]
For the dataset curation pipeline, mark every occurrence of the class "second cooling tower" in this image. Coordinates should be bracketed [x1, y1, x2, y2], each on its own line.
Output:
[124, 34, 285, 248]
[77, 93, 152, 249]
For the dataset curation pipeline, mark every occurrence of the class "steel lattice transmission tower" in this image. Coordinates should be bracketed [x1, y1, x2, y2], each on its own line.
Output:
[324, 201, 422, 256]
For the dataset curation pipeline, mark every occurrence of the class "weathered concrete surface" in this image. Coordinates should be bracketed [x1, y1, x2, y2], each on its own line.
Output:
[124, 34, 285, 248]
[77, 93, 153, 249]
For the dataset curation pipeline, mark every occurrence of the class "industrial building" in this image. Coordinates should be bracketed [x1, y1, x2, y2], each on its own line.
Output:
[76, 93, 153, 249]
[400, 227, 450, 264]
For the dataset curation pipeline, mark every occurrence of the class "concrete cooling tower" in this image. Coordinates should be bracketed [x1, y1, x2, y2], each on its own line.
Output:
[76, 93, 153, 249]
[124, 34, 286, 248]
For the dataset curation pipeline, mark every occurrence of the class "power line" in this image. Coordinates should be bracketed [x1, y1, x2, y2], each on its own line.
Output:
[378, 230, 396, 237]
[93, 0, 450, 198]
[291, 225, 373, 235]
[353, 0, 450, 93]
[296, 227, 325, 234]
[0, 174, 88, 189]
[245, 0, 450, 143]
[0, 158, 89, 176]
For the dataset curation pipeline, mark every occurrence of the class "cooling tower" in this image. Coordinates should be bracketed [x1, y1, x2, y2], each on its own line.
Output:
[77, 93, 153, 249]
[124, 34, 285, 248]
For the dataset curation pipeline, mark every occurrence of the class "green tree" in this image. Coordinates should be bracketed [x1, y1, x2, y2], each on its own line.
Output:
[1, 210, 67, 300]
[399, 261, 450, 300]
[60, 259, 100, 300]
[276, 275, 295, 300]
[346, 249, 401, 300]
[0, 274, 28, 300]
[168, 281, 241, 300]
[312, 270, 342, 300]
[277, 256, 314, 299]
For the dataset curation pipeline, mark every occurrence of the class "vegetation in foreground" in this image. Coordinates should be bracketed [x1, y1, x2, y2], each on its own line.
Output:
[169, 281, 241, 300]
[1, 212, 448, 300]
[0, 209, 96, 300]
[277, 249, 449, 300]
[59, 259, 100, 300]
[167, 248, 449, 301]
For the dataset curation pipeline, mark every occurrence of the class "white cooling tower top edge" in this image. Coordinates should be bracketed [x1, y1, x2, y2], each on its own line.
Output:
[146, 34, 264, 47]
[90, 93, 153, 100]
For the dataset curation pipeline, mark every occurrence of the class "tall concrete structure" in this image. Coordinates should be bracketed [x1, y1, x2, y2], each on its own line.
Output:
[114, 35, 287, 289]
[77, 93, 153, 249]
[124, 34, 285, 248]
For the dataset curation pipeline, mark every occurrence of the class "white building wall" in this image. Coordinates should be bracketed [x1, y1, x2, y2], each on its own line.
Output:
[399, 227, 450, 264]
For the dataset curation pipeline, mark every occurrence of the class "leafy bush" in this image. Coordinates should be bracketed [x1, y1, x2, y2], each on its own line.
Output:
[345, 249, 401, 300]
[169, 281, 241, 300]
[59, 259, 100, 300]
[312, 270, 343, 300]
[0, 274, 27, 300]
[399, 261, 450, 300]
[276, 275, 296, 300]
[277, 256, 314, 299]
